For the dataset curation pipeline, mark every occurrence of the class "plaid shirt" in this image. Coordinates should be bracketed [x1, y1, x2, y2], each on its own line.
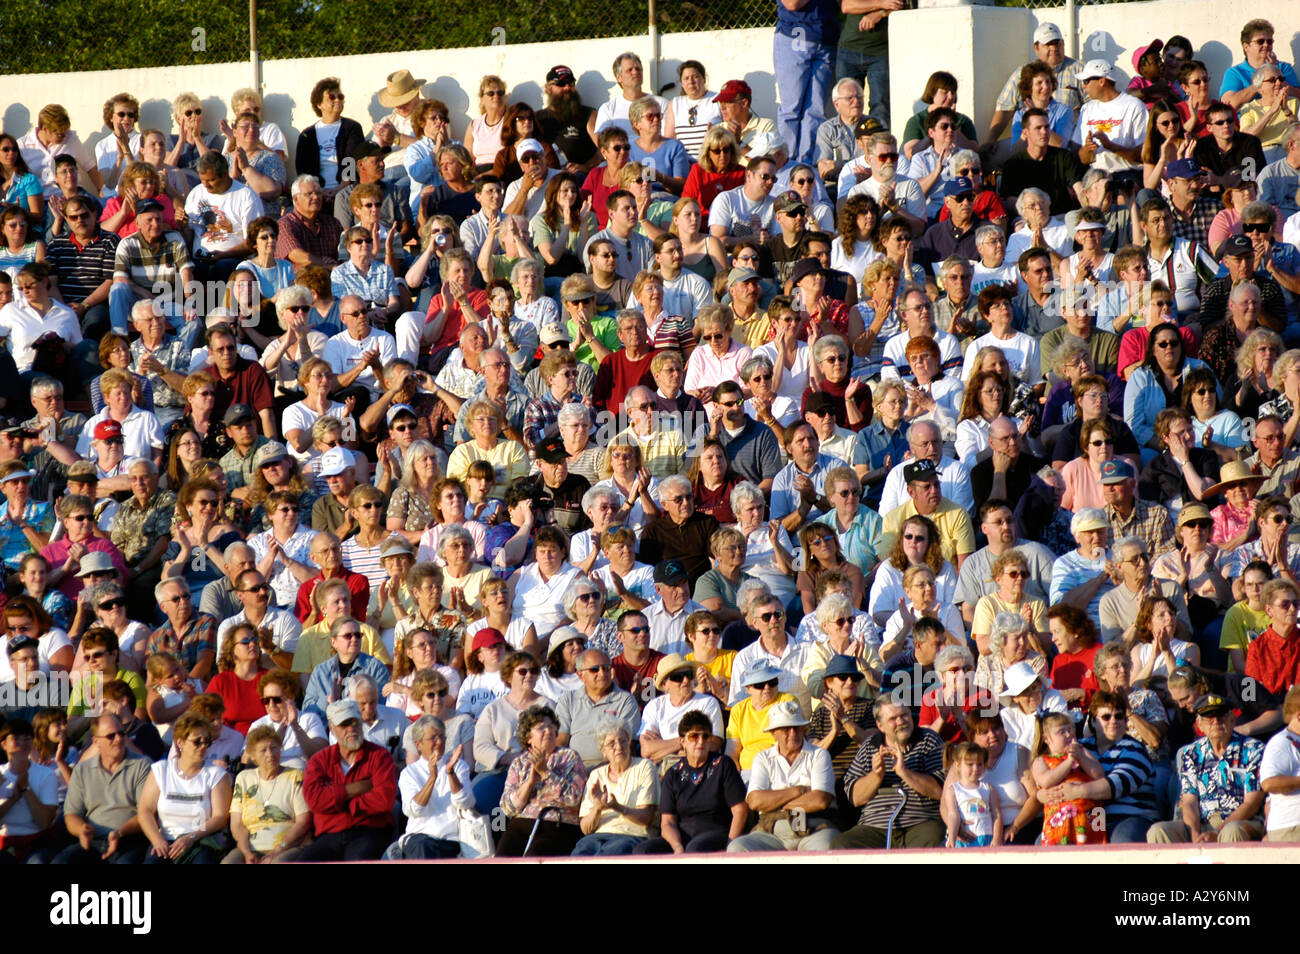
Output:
[1169, 196, 1220, 247]
[1105, 498, 1175, 557]
[131, 334, 189, 409]
[329, 260, 398, 305]
[276, 210, 343, 270]
[112, 230, 191, 290]
[1178, 732, 1262, 821]
[523, 387, 577, 449]
[110, 490, 178, 565]
[147, 612, 219, 673]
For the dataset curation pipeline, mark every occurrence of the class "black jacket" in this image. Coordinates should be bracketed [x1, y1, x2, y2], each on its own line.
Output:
[294, 118, 366, 185]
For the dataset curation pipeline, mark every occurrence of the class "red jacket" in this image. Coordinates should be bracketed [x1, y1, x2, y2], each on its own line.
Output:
[295, 570, 370, 623]
[303, 740, 398, 835]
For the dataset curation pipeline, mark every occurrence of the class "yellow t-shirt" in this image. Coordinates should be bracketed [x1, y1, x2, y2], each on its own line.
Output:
[579, 757, 660, 837]
[880, 499, 976, 565]
[726, 692, 796, 770]
[445, 439, 530, 499]
[440, 565, 495, 613]
[687, 649, 737, 685]
[971, 594, 1047, 642]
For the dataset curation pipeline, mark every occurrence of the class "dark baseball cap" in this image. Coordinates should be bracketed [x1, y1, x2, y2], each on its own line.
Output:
[804, 392, 836, 416]
[903, 459, 939, 483]
[1193, 693, 1232, 718]
[547, 65, 575, 84]
[774, 190, 806, 215]
[853, 116, 884, 139]
[789, 257, 825, 286]
[535, 433, 568, 464]
[1221, 234, 1253, 257]
[653, 560, 688, 585]
[135, 198, 164, 216]
[223, 403, 255, 426]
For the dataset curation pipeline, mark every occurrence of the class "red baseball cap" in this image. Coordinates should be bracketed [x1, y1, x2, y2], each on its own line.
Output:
[714, 80, 752, 103]
[93, 420, 123, 442]
[471, 628, 507, 652]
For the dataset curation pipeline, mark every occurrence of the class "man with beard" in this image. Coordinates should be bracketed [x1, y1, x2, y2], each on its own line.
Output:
[537, 65, 599, 175]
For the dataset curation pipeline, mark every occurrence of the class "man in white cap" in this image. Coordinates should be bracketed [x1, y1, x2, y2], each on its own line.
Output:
[727, 699, 838, 852]
[504, 138, 560, 219]
[299, 696, 398, 861]
[986, 22, 1084, 149]
[310, 446, 359, 538]
[1073, 60, 1148, 185]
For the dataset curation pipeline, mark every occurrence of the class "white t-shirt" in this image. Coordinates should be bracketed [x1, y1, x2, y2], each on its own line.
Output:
[971, 262, 1019, 295]
[315, 121, 342, 189]
[594, 95, 668, 141]
[457, 670, 506, 719]
[321, 329, 399, 394]
[503, 169, 560, 221]
[0, 762, 59, 835]
[183, 179, 265, 254]
[638, 691, 725, 740]
[217, 607, 303, 654]
[0, 629, 71, 681]
[961, 331, 1041, 385]
[151, 758, 227, 840]
[830, 238, 882, 281]
[1073, 92, 1147, 173]
[0, 299, 82, 373]
[75, 406, 165, 462]
[838, 173, 926, 220]
[708, 186, 775, 238]
[282, 400, 349, 460]
[1261, 728, 1300, 833]
[660, 270, 715, 321]
[754, 341, 811, 402]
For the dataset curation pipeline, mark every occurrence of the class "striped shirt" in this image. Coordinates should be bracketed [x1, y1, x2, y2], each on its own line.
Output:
[341, 536, 388, 592]
[1082, 734, 1158, 822]
[46, 231, 119, 302]
[112, 230, 191, 289]
[843, 727, 945, 830]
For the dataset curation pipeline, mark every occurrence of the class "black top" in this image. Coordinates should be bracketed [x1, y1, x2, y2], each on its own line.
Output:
[639, 510, 721, 587]
[537, 105, 598, 167]
[999, 146, 1087, 215]
[294, 118, 366, 186]
[661, 752, 747, 842]
[970, 451, 1045, 513]
[1138, 447, 1221, 505]
[1050, 415, 1141, 463]
[420, 184, 480, 226]
[914, 216, 987, 272]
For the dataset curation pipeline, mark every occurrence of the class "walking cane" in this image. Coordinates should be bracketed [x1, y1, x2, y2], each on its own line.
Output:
[884, 787, 907, 849]
[523, 807, 557, 857]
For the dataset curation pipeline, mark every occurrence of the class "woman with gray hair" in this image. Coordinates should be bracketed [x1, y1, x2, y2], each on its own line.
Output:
[387, 714, 474, 859]
[509, 256, 559, 329]
[1239, 65, 1298, 162]
[556, 403, 603, 483]
[975, 611, 1046, 698]
[919, 643, 987, 742]
[263, 286, 333, 411]
[560, 577, 619, 659]
[570, 485, 621, 575]
[685, 304, 751, 402]
[802, 591, 882, 690]
[573, 718, 659, 856]
[730, 481, 797, 608]
[80, 579, 152, 673]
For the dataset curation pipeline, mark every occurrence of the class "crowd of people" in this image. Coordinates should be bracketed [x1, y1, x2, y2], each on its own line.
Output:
[1, 11, 1300, 863]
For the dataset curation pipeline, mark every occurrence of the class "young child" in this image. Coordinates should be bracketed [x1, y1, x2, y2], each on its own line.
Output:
[943, 741, 1002, 847]
[1031, 711, 1108, 845]
[464, 460, 504, 525]
[144, 652, 198, 740]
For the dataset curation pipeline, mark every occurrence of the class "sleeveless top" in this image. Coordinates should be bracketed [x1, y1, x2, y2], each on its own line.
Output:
[682, 252, 716, 286]
[153, 758, 226, 840]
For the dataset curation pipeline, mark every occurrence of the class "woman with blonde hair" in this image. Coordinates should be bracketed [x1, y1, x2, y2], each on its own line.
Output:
[681, 126, 745, 229]
[1232, 328, 1286, 421]
[468, 75, 509, 170]
[99, 161, 181, 237]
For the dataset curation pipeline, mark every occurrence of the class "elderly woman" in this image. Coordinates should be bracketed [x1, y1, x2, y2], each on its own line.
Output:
[386, 715, 473, 860]
[971, 549, 1048, 657]
[446, 399, 528, 493]
[998, 660, 1069, 750]
[550, 404, 602, 483]
[729, 481, 797, 608]
[561, 577, 619, 659]
[806, 334, 871, 432]
[508, 526, 583, 641]
[71, 581, 150, 673]
[1061, 418, 1116, 511]
[867, 514, 957, 624]
[918, 644, 991, 742]
[1239, 64, 1299, 161]
[416, 478, 488, 567]
[1124, 322, 1209, 456]
[880, 564, 965, 659]
[426, 524, 492, 616]
[1230, 329, 1286, 423]
[243, 670, 327, 770]
[803, 591, 883, 688]
[163, 92, 220, 176]
[496, 706, 588, 856]
[570, 486, 621, 575]
[960, 285, 1040, 386]
[473, 650, 546, 810]
[295, 77, 364, 193]
[975, 611, 1047, 698]
[628, 96, 689, 194]
[389, 559, 465, 684]
[574, 719, 659, 856]
[225, 725, 311, 864]
[1042, 602, 1102, 710]
[384, 440, 440, 542]
[692, 526, 751, 625]
[684, 304, 751, 405]
[281, 357, 350, 460]
[262, 290, 331, 415]
[1151, 503, 1232, 630]
[138, 712, 233, 865]
[594, 437, 660, 536]
[813, 467, 882, 574]
[1093, 643, 1169, 758]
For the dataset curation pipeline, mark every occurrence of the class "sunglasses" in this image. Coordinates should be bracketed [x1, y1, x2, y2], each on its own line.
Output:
[758, 610, 785, 622]
[665, 670, 693, 683]
[751, 678, 780, 690]
[97, 598, 126, 611]
[582, 664, 613, 673]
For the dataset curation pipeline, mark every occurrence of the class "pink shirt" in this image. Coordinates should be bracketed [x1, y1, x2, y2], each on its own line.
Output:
[1061, 457, 1107, 512]
[1212, 499, 1255, 548]
[684, 339, 752, 403]
[39, 538, 128, 600]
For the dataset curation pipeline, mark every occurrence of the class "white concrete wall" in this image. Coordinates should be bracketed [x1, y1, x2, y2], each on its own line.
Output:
[888, 0, 1300, 141]
[0, 28, 775, 172]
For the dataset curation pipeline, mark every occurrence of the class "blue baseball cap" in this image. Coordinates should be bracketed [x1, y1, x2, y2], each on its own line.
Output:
[940, 176, 976, 199]
[1099, 459, 1136, 484]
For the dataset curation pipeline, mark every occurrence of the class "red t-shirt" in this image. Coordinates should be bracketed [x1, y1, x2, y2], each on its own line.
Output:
[682, 165, 746, 228]
[424, 289, 492, 353]
[206, 668, 265, 735]
[919, 686, 997, 742]
[581, 166, 619, 230]
[205, 359, 274, 419]
[593, 349, 658, 416]
[295, 571, 370, 624]
[940, 190, 1006, 225]
[1051, 644, 1102, 708]
[1245, 625, 1300, 698]
[613, 650, 664, 704]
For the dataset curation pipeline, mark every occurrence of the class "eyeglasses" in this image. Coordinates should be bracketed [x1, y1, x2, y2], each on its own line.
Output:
[609, 144, 630, 153]
[1004, 570, 1027, 579]
[1088, 439, 1113, 447]
[1096, 712, 1127, 722]
[902, 533, 927, 542]
[424, 689, 450, 700]
[284, 304, 310, 313]
[950, 193, 975, 203]
[188, 737, 213, 748]
[1270, 514, 1292, 525]
[261, 695, 285, 706]
[665, 670, 693, 683]
[582, 664, 613, 673]
[240, 583, 270, 594]
[1183, 520, 1213, 530]
[236, 635, 259, 646]
[484, 90, 505, 97]
[822, 354, 847, 364]
[696, 627, 721, 636]
[875, 152, 899, 162]
[1154, 339, 1181, 349]
[1242, 223, 1270, 234]
[335, 631, 362, 641]
[116, 111, 138, 119]
[515, 667, 539, 676]
[184, 108, 203, 116]
[86, 650, 109, 661]
[702, 333, 727, 342]
[97, 731, 124, 741]
[622, 625, 649, 634]
[755, 173, 776, 182]
[1274, 599, 1299, 610]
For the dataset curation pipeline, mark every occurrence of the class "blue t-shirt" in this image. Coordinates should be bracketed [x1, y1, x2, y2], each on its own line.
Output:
[2, 172, 41, 207]
[1219, 59, 1299, 100]
[775, 0, 840, 44]
[629, 138, 691, 181]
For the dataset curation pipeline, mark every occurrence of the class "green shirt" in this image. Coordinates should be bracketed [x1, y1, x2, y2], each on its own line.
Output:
[564, 314, 620, 371]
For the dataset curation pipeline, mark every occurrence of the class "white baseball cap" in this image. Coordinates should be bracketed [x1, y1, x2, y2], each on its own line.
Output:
[1033, 22, 1063, 45]
[1078, 59, 1115, 82]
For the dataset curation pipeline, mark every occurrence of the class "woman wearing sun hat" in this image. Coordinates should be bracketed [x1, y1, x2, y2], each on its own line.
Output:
[1203, 460, 1266, 551]
[638, 653, 724, 767]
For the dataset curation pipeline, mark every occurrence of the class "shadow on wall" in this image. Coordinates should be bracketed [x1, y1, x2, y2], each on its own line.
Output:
[2, 105, 30, 138]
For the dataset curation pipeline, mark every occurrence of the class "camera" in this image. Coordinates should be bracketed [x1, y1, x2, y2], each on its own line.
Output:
[1008, 381, 1045, 436]
[1259, 394, 1293, 422]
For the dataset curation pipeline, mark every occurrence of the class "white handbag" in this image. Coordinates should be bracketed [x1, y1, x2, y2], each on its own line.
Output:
[457, 809, 495, 858]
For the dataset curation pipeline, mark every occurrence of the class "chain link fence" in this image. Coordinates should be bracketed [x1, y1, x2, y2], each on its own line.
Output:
[0, 0, 779, 75]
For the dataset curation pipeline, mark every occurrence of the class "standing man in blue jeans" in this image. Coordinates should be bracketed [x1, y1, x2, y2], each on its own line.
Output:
[835, 0, 908, 128]
[775, 0, 840, 166]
